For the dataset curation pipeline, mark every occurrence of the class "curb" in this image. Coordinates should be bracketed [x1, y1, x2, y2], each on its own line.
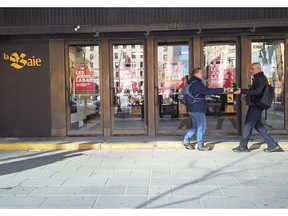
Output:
[0, 142, 287, 151]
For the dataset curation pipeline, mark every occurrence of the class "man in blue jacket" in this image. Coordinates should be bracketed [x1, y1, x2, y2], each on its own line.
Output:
[233, 63, 281, 152]
[182, 67, 226, 151]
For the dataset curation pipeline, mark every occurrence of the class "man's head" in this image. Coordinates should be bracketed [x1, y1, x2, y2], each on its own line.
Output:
[191, 67, 204, 80]
[250, 63, 262, 76]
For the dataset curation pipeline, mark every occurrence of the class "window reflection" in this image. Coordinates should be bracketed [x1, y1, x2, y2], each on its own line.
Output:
[112, 44, 145, 130]
[157, 44, 189, 130]
[68, 45, 101, 132]
[204, 43, 237, 131]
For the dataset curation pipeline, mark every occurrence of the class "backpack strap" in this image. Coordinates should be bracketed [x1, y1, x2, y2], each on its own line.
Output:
[187, 80, 204, 104]
[188, 81, 198, 96]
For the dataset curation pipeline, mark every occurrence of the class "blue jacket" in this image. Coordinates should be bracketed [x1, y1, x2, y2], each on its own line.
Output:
[187, 76, 224, 113]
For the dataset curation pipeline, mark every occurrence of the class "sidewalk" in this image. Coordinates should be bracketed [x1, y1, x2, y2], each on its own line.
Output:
[1, 134, 288, 150]
[0, 135, 288, 209]
[0, 145, 288, 209]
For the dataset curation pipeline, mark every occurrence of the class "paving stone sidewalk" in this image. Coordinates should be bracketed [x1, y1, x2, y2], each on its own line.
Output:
[0, 147, 288, 209]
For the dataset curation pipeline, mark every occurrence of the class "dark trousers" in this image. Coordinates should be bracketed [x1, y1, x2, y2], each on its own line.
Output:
[240, 105, 277, 147]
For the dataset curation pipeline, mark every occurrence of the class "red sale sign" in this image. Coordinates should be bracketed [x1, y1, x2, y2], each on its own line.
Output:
[158, 61, 185, 91]
[209, 61, 236, 88]
[74, 62, 95, 91]
[223, 68, 236, 88]
[208, 61, 221, 88]
[118, 68, 140, 91]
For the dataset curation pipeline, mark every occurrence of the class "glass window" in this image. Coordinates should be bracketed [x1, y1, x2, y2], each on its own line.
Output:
[251, 40, 285, 130]
[68, 45, 101, 132]
[203, 43, 237, 131]
[163, 54, 167, 61]
[157, 44, 189, 130]
[112, 44, 145, 130]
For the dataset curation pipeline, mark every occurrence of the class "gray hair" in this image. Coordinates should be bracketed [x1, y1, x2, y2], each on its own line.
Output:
[251, 62, 262, 70]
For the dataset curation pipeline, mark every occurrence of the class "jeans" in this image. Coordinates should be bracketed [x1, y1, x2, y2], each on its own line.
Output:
[240, 105, 277, 147]
[184, 112, 206, 147]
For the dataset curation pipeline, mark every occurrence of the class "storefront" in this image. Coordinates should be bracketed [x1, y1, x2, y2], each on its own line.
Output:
[0, 8, 287, 137]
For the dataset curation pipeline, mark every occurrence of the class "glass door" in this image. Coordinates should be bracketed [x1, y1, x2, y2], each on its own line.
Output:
[203, 42, 238, 132]
[156, 43, 189, 132]
[251, 40, 285, 130]
[68, 45, 101, 134]
[111, 43, 146, 134]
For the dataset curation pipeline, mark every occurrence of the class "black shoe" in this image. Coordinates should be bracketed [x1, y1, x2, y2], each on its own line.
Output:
[197, 145, 210, 151]
[263, 144, 282, 152]
[182, 140, 195, 150]
[232, 146, 250, 152]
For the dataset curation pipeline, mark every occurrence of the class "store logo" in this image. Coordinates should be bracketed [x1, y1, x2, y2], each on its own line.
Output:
[3, 52, 42, 69]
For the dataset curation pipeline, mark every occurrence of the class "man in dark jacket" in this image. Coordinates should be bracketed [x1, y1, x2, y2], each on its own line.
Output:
[233, 63, 281, 152]
[182, 67, 225, 151]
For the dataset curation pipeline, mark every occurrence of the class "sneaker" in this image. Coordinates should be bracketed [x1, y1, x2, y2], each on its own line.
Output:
[182, 140, 194, 150]
[232, 146, 250, 152]
[197, 145, 210, 151]
[263, 144, 282, 152]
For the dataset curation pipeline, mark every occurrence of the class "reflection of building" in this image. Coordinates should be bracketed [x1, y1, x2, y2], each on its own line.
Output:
[252, 41, 285, 103]
[113, 45, 144, 93]
[204, 45, 236, 88]
[86, 46, 100, 92]
[205, 45, 235, 68]
[158, 46, 186, 92]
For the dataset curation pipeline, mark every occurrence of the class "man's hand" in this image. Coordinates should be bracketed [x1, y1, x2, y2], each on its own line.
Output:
[234, 88, 241, 94]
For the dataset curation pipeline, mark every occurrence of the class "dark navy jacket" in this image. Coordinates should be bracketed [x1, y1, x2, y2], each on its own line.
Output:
[187, 76, 224, 113]
[241, 72, 268, 106]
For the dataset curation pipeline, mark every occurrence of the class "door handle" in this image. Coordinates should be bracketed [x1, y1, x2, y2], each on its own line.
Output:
[155, 86, 159, 106]
[110, 87, 116, 107]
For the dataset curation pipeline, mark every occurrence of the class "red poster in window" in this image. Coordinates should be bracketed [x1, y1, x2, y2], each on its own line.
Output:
[223, 68, 236, 88]
[158, 61, 185, 91]
[74, 62, 95, 91]
[208, 60, 220, 88]
[119, 68, 140, 91]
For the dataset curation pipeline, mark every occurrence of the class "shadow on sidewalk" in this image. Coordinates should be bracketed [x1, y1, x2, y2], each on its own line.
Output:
[0, 150, 56, 163]
[0, 150, 84, 176]
[136, 151, 264, 209]
[249, 141, 266, 151]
